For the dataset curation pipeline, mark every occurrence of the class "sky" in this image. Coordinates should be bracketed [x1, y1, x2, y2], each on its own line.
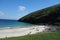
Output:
[0, 0, 60, 20]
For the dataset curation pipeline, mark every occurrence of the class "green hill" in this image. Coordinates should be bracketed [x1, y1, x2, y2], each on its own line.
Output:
[18, 4, 60, 26]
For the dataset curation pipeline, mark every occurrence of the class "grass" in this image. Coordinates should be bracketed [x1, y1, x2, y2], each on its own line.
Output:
[0, 31, 60, 40]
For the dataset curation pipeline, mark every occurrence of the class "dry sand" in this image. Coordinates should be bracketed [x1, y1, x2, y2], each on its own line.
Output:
[0, 25, 54, 38]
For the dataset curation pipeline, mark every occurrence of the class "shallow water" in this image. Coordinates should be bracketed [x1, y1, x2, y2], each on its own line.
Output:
[0, 19, 33, 29]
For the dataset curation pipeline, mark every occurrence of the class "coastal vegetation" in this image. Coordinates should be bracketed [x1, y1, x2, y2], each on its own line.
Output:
[0, 4, 60, 40]
[0, 31, 60, 40]
[19, 4, 60, 26]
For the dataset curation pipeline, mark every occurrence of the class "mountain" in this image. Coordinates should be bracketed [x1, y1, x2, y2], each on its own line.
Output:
[18, 4, 60, 26]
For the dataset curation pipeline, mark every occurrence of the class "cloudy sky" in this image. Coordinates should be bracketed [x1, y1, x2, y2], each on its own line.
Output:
[0, 0, 60, 20]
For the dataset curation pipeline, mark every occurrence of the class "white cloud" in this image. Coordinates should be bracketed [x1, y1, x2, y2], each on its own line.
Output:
[18, 6, 26, 11]
[0, 11, 4, 16]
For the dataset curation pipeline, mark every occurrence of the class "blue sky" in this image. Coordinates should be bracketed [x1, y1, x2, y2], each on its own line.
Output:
[0, 0, 60, 20]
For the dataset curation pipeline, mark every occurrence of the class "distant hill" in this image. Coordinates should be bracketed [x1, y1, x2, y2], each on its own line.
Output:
[18, 4, 60, 26]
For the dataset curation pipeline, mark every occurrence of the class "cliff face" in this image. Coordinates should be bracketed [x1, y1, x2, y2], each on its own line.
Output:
[18, 4, 60, 25]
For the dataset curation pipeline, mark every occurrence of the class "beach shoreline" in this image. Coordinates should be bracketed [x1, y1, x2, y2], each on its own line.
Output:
[0, 25, 57, 38]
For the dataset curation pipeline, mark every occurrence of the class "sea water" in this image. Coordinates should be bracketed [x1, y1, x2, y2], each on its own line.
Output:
[0, 19, 33, 29]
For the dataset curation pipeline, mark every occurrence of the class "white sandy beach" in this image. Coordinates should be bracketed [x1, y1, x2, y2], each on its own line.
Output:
[0, 25, 56, 38]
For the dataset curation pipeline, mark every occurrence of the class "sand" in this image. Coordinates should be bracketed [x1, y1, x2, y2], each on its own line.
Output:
[0, 25, 50, 38]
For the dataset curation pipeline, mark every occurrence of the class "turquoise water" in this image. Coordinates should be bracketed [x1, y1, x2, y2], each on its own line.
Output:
[0, 19, 33, 29]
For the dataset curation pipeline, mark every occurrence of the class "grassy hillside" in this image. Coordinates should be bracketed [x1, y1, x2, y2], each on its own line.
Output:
[19, 4, 60, 25]
[0, 31, 60, 40]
